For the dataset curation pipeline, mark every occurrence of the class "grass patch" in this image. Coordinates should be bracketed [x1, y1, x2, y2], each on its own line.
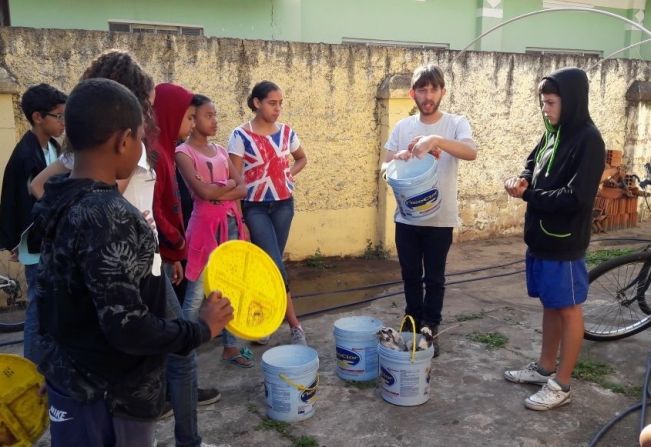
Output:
[246, 403, 258, 413]
[585, 248, 635, 268]
[305, 248, 329, 270]
[467, 332, 508, 350]
[363, 240, 390, 260]
[292, 436, 319, 447]
[344, 380, 377, 390]
[256, 419, 292, 437]
[572, 358, 614, 381]
[455, 311, 486, 322]
[572, 358, 641, 396]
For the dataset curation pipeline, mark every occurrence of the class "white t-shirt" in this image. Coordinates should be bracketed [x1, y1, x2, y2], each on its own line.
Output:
[384, 113, 476, 227]
[60, 145, 161, 275]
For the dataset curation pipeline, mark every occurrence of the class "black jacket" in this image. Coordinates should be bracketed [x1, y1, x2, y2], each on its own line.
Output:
[33, 176, 211, 419]
[520, 68, 605, 260]
[0, 131, 60, 250]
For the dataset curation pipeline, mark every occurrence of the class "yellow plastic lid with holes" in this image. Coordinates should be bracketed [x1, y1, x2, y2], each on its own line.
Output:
[203, 240, 287, 340]
[0, 354, 48, 446]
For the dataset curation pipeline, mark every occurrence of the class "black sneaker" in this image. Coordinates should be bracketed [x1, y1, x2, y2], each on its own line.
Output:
[158, 401, 174, 419]
[198, 387, 221, 406]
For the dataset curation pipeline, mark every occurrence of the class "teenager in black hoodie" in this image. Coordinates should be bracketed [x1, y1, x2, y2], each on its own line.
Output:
[503, 68, 605, 411]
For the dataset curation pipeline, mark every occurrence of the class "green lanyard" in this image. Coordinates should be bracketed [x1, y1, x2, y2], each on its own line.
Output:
[535, 126, 561, 177]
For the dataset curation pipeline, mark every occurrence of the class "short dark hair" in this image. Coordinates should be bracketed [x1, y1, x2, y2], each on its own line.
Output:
[65, 78, 142, 152]
[411, 64, 445, 90]
[247, 81, 280, 112]
[538, 78, 560, 95]
[20, 83, 67, 125]
[191, 94, 212, 108]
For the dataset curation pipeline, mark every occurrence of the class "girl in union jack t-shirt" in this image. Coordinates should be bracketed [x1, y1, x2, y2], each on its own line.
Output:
[228, 81, 308, 346]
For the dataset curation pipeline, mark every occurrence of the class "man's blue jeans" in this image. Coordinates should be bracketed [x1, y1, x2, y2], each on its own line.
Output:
[242, 198, 294, 289]
[163, 268, 202, 447]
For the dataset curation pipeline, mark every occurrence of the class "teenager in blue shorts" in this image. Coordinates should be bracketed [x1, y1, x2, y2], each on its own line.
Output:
[503, 67, 605, 411]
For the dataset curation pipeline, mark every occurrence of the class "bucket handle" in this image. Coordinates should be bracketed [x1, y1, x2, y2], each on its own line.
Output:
[399, 315, 417, 363]
[278, 373, 320, 393]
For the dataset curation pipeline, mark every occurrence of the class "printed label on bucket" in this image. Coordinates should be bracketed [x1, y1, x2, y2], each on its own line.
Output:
[398, 187, 440, 219]
[336, 346, 378, 377]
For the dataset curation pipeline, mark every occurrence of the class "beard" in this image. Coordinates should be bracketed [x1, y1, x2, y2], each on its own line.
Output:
[415, 97, 442, 116]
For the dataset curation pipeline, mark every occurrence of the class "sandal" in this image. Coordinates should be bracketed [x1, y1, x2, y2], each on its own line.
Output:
[223, 347, 254, 368]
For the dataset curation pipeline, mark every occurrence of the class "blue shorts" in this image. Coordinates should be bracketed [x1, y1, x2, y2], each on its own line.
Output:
[525, 252, 589, 309]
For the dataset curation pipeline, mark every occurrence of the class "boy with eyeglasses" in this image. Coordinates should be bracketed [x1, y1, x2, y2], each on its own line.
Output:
[0, 83, 67, 363]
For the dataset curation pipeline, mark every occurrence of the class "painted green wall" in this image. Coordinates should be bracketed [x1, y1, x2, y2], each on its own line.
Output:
[9, 0, 275, 40]
[8, 0, 651, 60]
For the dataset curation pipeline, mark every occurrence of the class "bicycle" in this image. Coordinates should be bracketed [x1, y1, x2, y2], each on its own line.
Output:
[583, 163, 651, 341]
[0, 252, 26, 333]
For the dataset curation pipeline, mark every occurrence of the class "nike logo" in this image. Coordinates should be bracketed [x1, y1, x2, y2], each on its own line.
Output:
[49, 406, 73, 422]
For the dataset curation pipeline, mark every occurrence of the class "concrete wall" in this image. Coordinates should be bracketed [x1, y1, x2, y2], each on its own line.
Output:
[8, 0, 651, 60]
[1, 28, 650, 259]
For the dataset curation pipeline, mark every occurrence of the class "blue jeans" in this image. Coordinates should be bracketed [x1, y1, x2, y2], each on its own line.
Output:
[184, 216, 240, 348]
[242, 198, 294, 289]
[162, 268, 201, 447]
[24, 263, 43, 364]
[184, 274, 237, 348]
[395, 223, 453, 326]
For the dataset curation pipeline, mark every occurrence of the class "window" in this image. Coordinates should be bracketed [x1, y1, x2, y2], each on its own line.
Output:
[342, 37, 449, 50]
[108, 21, 203, 36]
[526, 47, 602, 57]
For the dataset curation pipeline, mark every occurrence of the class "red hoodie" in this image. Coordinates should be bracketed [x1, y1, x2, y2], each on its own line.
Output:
[152, 83, 193, 262]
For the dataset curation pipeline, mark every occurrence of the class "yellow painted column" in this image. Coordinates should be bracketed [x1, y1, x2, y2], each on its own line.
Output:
[0, 67, 20, 195]
[376, 74, 415, 255]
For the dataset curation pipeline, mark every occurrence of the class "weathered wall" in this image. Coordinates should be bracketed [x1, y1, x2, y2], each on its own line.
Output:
[1, 28, 650, 258]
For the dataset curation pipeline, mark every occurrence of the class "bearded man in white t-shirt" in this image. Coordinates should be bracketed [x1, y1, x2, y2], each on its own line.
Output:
[383, 64, 478, 357]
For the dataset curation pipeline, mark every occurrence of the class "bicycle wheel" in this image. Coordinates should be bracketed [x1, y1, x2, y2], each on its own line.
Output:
[584, 251, 651, 341]
[0, 254, 26, 333]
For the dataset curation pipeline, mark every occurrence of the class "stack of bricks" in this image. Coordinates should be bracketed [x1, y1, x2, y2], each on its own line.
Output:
[593, 150, 639, 232]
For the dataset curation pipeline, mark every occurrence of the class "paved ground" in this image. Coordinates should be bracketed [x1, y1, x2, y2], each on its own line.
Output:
[3, 223, 651, 446]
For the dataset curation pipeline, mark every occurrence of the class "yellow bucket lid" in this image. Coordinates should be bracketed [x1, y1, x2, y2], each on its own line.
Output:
[203, 240, 287, 340]
[0, 354, 48, 446]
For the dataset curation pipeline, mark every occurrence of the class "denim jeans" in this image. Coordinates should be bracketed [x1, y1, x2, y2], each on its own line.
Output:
[242, 198, 294, 289]
[24, 263, 43, 364]
[162, 267, 201, 447]
[184, 273, 236, 348]
[395, 223, 453, 326]
[184, 215, 240, 348]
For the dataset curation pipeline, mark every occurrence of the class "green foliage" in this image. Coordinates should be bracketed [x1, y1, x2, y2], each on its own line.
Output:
[344, 379, 377, 390]
[467, 331, 508, 350]
[292, 436, 319, 447]
[305, 248, 329, 269]
[585, 248, 635, 267]
[363, 240, 390, 260]
[256, 419, 292, 436]
[455, 311, 486, 322]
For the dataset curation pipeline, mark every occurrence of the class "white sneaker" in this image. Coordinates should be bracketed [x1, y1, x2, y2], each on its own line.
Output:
[504, 362, 554, 384]
[525, 378, 571, 411]
[290, 326, 307, 346]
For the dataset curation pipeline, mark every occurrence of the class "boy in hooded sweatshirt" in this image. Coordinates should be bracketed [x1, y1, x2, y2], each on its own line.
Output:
[503, 67, 605, 411]
[33, 78, 232, 446]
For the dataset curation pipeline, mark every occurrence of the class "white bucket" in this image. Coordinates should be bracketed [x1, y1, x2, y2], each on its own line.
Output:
[333, 316, 383, 381]
[378, 331, 434, 406]
[385, 154, 441, 221]
[261, 345, 319, 422]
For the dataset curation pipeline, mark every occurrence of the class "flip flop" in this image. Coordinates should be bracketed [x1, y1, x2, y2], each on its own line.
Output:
[223, 348, 254, 368]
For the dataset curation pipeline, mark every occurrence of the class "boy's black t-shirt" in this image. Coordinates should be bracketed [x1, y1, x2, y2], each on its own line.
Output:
[33, 176, 210, 419]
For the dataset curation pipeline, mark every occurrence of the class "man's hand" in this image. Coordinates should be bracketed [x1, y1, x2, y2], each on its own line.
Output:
[392, 150, 412, 161]
[199, 291, 234, 338]
[504, 176, 529, 198]
[168, 261, 184, 285]
[409, 135, 443, 159]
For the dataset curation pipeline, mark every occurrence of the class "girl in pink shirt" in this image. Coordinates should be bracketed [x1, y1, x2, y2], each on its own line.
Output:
[175, 94, 253, 368]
